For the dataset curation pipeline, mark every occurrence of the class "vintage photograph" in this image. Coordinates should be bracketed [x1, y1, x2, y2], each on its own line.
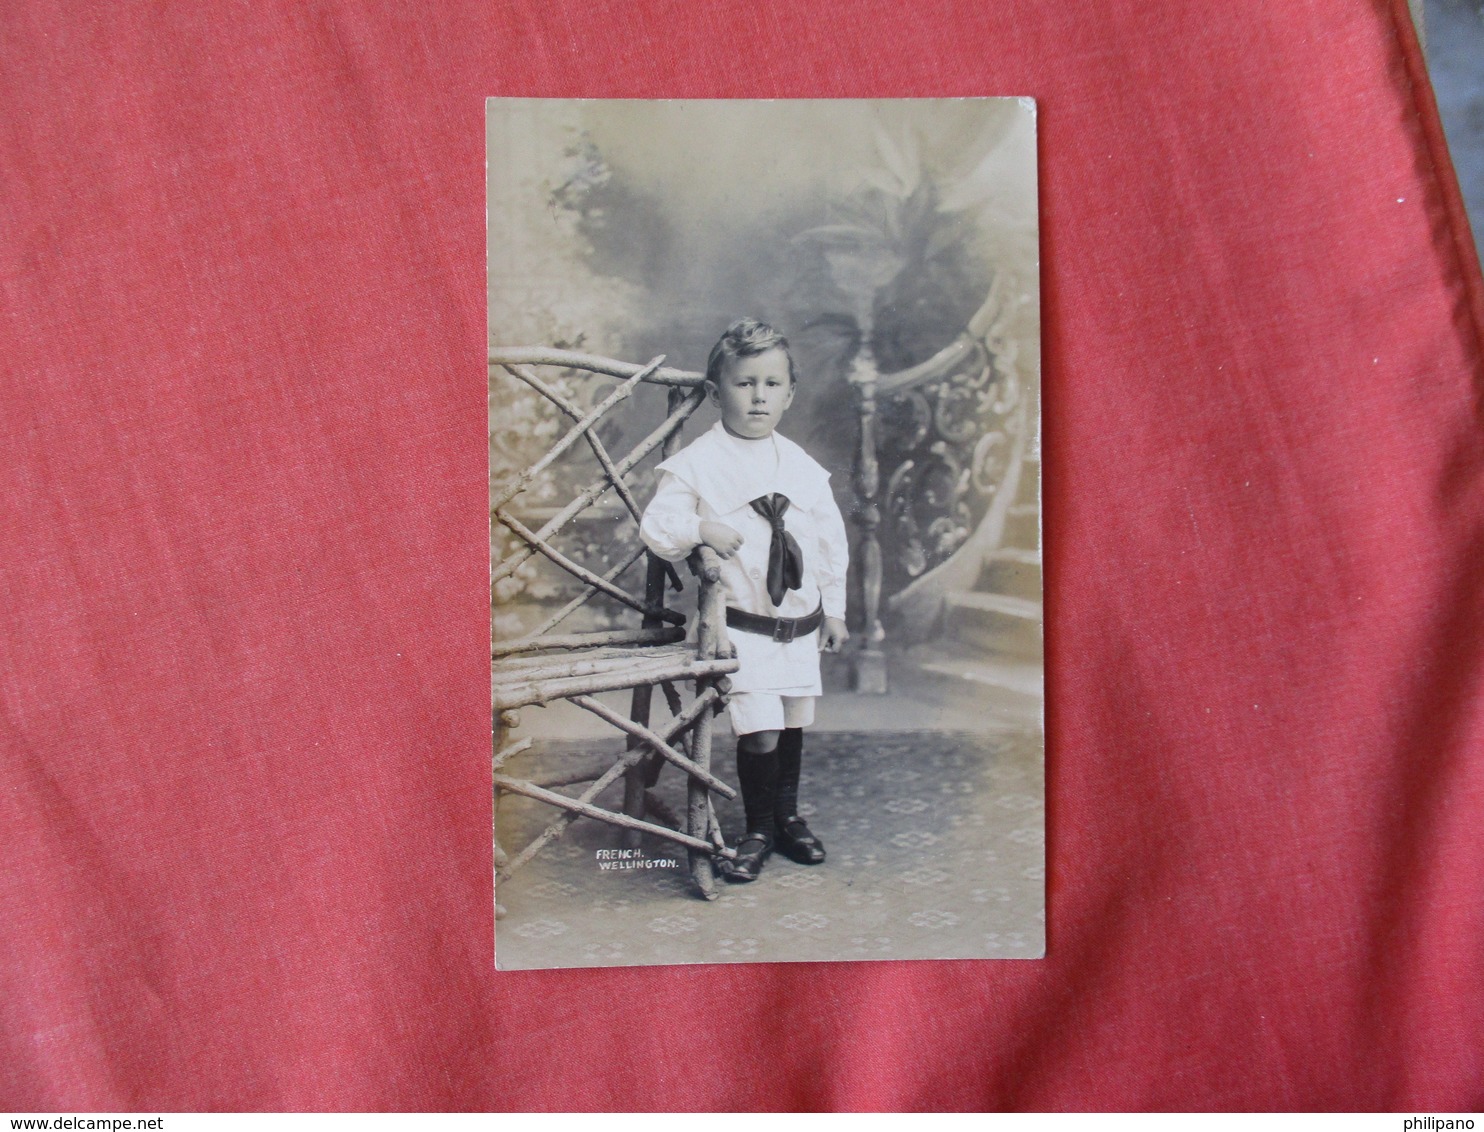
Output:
[489, 98, 1042, 969]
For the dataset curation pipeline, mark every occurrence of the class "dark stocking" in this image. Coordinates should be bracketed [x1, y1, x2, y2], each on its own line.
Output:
[773, 726, 804, 822]
[736, 736, 781, 835]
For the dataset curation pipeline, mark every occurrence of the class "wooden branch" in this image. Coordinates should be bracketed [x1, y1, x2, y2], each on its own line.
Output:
[492, 388, 704, 585]
[644, 791, 682, 830]
[504, 503, 629, 523]
[684, 524, 726, 897]
[528, 764, 611, 789]
[687, 680, 720, 899]
[710, 583, 735, 659]
[688, 544, 723, 584]
[661, 386, 689, 465]
[489, 347, 704, 388]
[658, 683, 723, 743]
[496, 509, 685, 626]
[501, 362, 579, 414]
[491, 356, 662, 512]
[623, 550, 675, 847]
[693, 549, 720, 662]
[502, 362, 645, 526]
[495, 643, 697, 680]
[495, 687, 726, 878]
[492, 737, 532, 773]
[493, 625, 684, 659]
[706, 797, 726, 853]
[493, 654, 738, 712]
[495, 774, 733, 857]
[516, 543, 648, 639]
[690, 545, 735, 661]
[569, 694, 736, 799]
[500, 746, 637, 877]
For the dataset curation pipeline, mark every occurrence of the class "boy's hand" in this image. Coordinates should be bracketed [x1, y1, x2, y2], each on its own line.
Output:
[699, 520, 744, 559]
[819, 616, 849, 653]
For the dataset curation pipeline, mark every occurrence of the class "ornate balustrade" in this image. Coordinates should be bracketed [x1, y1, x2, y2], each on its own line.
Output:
[847, 278, 1033, 689]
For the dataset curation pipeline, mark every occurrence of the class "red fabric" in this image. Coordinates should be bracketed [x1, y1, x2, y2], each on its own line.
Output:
[2, 0, 1481, 1112]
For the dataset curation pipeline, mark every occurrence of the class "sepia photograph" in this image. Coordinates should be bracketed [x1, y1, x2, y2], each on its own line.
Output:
[489, 98, 1042, 969]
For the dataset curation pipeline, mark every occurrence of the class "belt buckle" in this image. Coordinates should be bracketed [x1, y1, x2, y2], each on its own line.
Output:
[772, 617, 796, 643]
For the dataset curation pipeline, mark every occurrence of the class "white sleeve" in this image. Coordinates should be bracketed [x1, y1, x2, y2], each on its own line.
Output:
[811, 486, 851, 621]
[640, 471, 705, 563]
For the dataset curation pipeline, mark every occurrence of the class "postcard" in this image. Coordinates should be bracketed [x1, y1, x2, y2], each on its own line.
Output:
[490, 98, 1042, 969]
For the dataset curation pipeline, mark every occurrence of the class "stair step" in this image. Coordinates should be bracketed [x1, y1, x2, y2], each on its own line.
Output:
[917, 658, 1044, 699]
[975, 554, 1042, 602]
[943, 606, 1042, 659]
[945, 591, 1043, 621]
[947, 619, 1043, 660]
[986, 547, 1041, 566]
[1001, 512, 1040, 551]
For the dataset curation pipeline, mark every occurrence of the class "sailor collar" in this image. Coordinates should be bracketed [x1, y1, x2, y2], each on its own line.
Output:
[655, 421, 831, 517]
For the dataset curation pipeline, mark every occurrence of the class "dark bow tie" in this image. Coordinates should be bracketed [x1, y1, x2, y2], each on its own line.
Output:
[750, 493, 804, 608]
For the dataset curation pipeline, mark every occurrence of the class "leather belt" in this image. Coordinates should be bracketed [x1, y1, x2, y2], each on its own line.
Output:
[725, 603, 824, 643]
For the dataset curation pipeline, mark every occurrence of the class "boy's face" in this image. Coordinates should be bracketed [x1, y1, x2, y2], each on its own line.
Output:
[709, 348, 795, 440]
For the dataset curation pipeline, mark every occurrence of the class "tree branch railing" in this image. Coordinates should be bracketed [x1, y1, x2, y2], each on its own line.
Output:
[490, 347, 738, 910]
[490, 391, 704, 586]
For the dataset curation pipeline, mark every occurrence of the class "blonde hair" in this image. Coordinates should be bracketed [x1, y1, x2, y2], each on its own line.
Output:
[705, 318, 797, 386]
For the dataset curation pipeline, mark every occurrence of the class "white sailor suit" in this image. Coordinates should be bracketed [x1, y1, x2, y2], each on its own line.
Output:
[640, 422, 850, 735]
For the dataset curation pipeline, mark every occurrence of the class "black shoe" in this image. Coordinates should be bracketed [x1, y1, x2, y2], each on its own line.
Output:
[721, 832, 773, 883]
[775, 816, 826, 865]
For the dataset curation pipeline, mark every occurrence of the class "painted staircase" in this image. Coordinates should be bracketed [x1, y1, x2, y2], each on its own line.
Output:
[906, 441, 1042, 700]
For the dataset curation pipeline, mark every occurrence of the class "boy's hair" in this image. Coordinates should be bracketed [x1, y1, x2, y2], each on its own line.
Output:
[705, 318, 797, 386]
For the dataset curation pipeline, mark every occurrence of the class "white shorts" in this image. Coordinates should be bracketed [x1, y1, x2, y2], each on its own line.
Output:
[728, 692, 817, 736]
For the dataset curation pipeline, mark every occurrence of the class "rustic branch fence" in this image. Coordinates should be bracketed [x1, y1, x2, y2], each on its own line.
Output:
[490, 348, 740, 912]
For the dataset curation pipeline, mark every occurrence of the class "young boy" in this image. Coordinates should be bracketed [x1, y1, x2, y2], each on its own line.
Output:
[640, 318, 849, 882]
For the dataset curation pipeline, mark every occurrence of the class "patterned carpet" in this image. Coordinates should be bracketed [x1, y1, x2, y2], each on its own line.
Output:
[496, 727, 1044, 970]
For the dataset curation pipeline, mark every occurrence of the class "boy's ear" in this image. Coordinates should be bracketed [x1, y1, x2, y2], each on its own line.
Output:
[704, 379, 720, 406]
